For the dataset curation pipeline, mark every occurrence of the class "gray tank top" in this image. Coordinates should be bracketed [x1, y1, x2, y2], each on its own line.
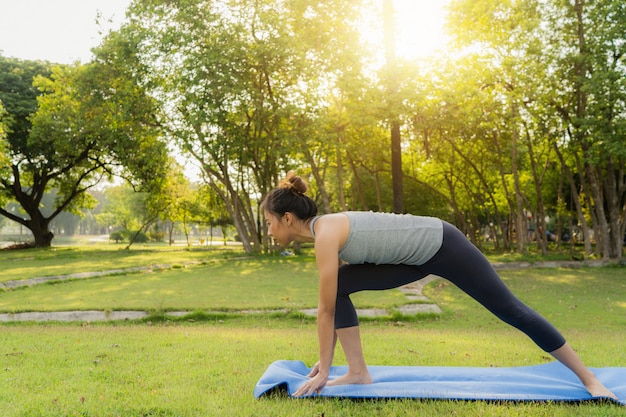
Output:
[311, 211, 443, 266]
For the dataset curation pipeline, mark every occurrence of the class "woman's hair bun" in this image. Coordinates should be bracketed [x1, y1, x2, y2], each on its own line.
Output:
[280, 171, 308, 195]
[262, 170, 317, 219]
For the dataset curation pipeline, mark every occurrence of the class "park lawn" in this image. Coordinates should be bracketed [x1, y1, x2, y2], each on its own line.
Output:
[0, 248, 624, 416]
[423, 266, 626, 332]
[1, 323, 623, 417]
[1, 284, 624, 416]
[0, 255, 407, 312]
[0, 244, 242, 283]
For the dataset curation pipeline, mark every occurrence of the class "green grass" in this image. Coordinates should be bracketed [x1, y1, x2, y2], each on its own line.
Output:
[2, 316, 624, 416]
[425, 266, 626, 331]
[0, 242, 607, 284]
[0, 256, 406, 312]
[0, 244, 244, 283]
[479, 243, 600, 263]
[0, 246, 625, 416]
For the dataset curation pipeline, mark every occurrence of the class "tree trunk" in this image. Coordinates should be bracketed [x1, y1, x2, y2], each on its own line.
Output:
[585, 163, 611, 258]
[375, 170, 383, 211]
[181, 216, 191, 247]
[31, 227, 54, 248]
[525, 129, 549, 255]
[336, 139, 346, 211]
[205, 173, 256, 253]
[511, 104, 526, 253]
[384, 0, 403, 214]
[391, 122, 403, 214]
[124, 215, 158, 250]
[553, 143, 593, 255]
[303, 147, 332, 213]
[444, 174, 468, 235]
[603, 157, 624, 259]
[13, 208, 54, 248]
[569, 151, 596, 255]
[612, 162, 626, 258]
[168, 221, 175, 246]
[347, 155, 369, 210]
[491, 131, 512, 250]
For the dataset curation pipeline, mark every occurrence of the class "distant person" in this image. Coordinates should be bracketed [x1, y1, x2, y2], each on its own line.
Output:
[261, 173, 617, 399]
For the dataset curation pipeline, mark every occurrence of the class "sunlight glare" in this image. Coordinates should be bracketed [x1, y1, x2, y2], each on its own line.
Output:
[358, 0, 450, 63]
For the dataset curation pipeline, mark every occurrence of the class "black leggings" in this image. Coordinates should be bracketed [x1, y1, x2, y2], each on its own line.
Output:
[335, 221, 566, 353]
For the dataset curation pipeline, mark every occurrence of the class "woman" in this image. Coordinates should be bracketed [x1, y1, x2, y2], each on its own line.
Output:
[262, 174, 616, 399]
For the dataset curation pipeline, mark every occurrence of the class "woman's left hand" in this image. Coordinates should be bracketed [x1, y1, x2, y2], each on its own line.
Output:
[306, 361, 321, 377]
[293, 371, 329, 397]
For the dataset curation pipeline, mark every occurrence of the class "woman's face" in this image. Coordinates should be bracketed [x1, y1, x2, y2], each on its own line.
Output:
[264, 210, 291, 248]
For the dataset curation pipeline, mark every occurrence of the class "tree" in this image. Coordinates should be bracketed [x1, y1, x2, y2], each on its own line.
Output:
[0, 56, 51, 241]
[446, 0, 626, 258]
[0, 99, 9, 182]
[191, 183, 233, 246]
[96, 184, 150, 243]
[0, 100, 9, 235]
[543, 0, 626, 258]
[0, 40, 169, 247]
[447, 0, 552, 253]
[156, 163, 196, 246]
[125, 0, 364, 253]
[382, 0, 403, 214]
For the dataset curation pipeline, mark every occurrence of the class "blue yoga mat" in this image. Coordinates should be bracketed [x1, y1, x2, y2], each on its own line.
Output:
[254, 360, 625, 404]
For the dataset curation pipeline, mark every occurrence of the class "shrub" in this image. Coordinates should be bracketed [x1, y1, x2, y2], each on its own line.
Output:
[132, 230, 150, 243]
[148, 231, 165, 242]
[109, 230, 126, 243]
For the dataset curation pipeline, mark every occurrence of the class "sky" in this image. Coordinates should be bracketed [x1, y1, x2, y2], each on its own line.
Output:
[0, 0, 450, 65]
[0, 0, 130, 64]
[373, 0, 451, 60]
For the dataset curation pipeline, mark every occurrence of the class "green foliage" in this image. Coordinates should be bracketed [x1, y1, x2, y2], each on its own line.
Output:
[3, 0, 625, 258]
[0, 49, 170, 247]
[109, 230, 125, 243]
[106, 229, 149, 244]
[147, 229, 166, 242]
[418, 0, 626, 256]
[0, 55, 51, 149]
[132, 230, 150, 243]
[97, 185, 149, 233]
[123, 0, 367, 251]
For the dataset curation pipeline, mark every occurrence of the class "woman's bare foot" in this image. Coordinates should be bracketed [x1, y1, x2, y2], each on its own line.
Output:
[583, 377, 618, 400]
[327, 370, 373, 386]
[549, 343, 618, 401]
